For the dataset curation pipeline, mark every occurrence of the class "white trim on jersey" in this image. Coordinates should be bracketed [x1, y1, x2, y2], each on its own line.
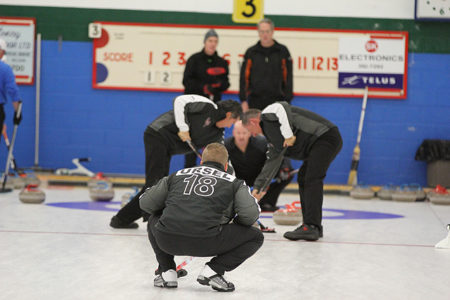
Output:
[262, 103, 294, 139]
[174, 94, 217, 132]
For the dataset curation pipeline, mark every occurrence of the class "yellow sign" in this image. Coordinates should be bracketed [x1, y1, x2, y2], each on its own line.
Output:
[232, 0, 264, 24]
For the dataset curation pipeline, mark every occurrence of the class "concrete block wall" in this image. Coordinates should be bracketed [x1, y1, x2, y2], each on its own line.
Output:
[4, 41, 448, 186]
[1, 5, 449, 186]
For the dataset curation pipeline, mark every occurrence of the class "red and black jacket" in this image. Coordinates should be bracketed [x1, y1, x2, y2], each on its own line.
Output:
[183, 50, 230, 103]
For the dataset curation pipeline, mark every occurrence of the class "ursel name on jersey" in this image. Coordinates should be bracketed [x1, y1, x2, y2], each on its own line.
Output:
[176, 166, 235, 182]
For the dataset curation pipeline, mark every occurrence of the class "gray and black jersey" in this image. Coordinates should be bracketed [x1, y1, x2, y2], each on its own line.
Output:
[139, 161, 260, 238]
[146, 95, 226, 154]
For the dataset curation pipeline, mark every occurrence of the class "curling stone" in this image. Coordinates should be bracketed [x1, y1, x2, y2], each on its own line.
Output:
[429, 193, 450, 205]
[391, 184, 422, 202]
[409, 183, 426, 201]
[87, 172, 108, 188]
[121, 187, 139, 208]
[19, 184, 45, 204]
[428, 185, 450, 205]
[350, 185, 375, 199]
[23, 174, 41, 187]
[273, 208, 302, 226]
[6, 175, 25, 189]
[13, 176, 26, 189]
[88, 173, 114, 201]
[377, 184, 396, 200]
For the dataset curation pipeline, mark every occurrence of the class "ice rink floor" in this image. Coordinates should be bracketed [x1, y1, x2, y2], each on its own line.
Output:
[1, 186, 449, 300]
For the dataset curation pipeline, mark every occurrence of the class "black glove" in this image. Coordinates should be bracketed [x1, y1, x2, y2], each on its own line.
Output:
[13, 110, 22, 125]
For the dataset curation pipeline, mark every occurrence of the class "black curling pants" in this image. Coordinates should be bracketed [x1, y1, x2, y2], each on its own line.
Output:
[296, 127, 343, 230]
[147, 214, 264, 275]
[184, 152, 198, 168]
[115, 129, 171, 224]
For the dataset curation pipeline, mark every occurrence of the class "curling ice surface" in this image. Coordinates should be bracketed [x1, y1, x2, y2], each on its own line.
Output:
[0, 187, 449, 300]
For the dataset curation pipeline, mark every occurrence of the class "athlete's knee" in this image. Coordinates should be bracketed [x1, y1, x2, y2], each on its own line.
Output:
[251, 227, 265, 246]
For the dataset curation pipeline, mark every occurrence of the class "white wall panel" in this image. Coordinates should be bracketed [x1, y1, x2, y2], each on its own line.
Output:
[1, 0, 415, 19]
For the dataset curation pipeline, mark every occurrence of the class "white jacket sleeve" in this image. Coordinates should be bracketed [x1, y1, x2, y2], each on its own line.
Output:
[262, 103, 294, 139]
[174, 94, 217, 132]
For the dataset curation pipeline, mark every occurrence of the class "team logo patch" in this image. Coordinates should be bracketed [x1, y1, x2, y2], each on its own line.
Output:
[206, 67, 226, 76]
[203, 117, 211, 127]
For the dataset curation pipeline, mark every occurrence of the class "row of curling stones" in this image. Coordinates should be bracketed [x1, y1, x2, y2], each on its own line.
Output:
[88, 172, 115, 201]
[19, 184, 46, 204]
[351, 183, 428, 202]
[272, 202, 303, 226]
[7, 173, 41, 190]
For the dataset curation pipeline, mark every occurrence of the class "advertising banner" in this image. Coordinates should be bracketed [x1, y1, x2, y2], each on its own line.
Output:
[0, 17, 36, 85]
[338, 35, 407, 92]
[92, 22, 408, 98]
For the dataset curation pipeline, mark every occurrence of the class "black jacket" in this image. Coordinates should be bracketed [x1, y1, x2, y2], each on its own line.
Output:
[225, 135, 267, 186]
[239, 40, 293, 110]
[139, 161, 260, 238]
[146, 95, 226, 155]
[183, 50, 230, 102]
[254, 102, 337, 190]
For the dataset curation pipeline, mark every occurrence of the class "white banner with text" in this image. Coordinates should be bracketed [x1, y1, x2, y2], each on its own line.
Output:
[92, 22, 408, 99]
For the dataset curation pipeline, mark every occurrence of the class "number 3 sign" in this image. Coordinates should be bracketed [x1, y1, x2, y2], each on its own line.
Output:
[232, 0, 264, 24]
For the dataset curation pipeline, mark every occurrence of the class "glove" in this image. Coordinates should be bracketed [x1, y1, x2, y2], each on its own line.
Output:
[13, 110, 22, 125]
[177, 131, 191, 142]
[283, 135, 296, 147]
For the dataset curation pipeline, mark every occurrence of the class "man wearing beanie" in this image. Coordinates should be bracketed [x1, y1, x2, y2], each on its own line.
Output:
[183, 29, 230, 103]
[182, 29, 230, 167]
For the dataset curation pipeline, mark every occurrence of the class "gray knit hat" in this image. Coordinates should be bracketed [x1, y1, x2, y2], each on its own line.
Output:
[204, 29, 218, 43]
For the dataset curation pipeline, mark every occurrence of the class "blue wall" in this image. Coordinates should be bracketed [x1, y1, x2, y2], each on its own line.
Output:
[2, 41, 449, 186]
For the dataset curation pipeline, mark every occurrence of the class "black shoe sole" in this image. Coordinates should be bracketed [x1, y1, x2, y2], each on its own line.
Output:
[283, 233, 319, 241]
[110, 217, 139, 229]
[155, 284, 177, 288]
[110, 223, 139, 229]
